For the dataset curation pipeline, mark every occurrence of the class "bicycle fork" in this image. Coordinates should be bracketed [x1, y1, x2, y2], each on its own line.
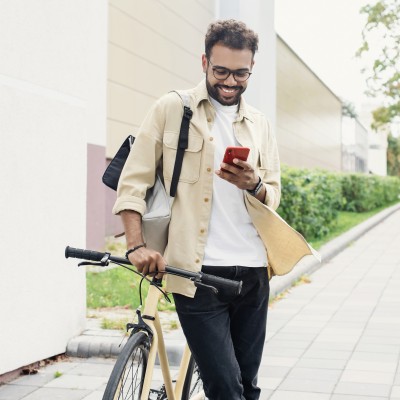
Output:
[139, 284, 176, 400]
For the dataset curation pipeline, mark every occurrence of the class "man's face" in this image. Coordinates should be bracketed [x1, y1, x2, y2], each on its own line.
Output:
[202, 43, 254, 106]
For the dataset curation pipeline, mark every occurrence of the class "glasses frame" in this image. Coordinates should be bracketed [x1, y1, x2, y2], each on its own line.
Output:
[208, 59, 252, 82]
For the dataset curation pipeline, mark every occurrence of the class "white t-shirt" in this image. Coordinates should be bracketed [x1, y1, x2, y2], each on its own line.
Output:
[202, 98, 267, 267]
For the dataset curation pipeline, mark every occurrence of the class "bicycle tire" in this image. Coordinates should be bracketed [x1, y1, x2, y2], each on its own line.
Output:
[102, 331, 150, 400]
[181, 355, 204, 400]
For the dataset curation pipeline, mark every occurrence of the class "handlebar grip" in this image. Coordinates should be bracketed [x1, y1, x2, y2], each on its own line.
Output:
[65, 246, 106, 262]
[200, 272, 242, 296]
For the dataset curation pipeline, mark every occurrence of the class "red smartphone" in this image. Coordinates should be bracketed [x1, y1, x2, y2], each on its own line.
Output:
[223, 146, 250, 166]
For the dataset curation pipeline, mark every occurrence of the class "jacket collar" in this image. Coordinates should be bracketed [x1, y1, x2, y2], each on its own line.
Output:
[193, 80, 254, 123]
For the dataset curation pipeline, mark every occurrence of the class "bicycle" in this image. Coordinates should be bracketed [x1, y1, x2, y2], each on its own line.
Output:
[65, 246, 242, 400]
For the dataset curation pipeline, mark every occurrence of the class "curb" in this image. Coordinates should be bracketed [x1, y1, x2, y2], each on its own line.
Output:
[67, 329, 186, 366]
[67, 203, 400, 363]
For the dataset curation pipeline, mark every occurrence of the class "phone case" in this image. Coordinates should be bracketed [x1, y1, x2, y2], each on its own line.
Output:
[223, 146, 250, 165]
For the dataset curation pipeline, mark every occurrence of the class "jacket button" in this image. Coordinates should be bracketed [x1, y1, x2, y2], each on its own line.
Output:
[206, 167, 212, 172]
[209, 137, 214, 141]
[195, 258, 200, 263]
[204, 198, 209, 202]
[200, 229, 205, 234]
[207, 117, 212, 123]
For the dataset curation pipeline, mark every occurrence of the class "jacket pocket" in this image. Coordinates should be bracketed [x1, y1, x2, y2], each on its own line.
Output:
[163, 131, 204, 183]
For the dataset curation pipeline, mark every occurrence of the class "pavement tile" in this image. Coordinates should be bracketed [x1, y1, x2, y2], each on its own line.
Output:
[258, 366, 291, 379]
[350, 351, 399, 363]
[20, 387, 90, 400]
[263, 346, 305, 358]
[270, 332, 318, 341]
[269, 390, 330, 400]
[264, 339, 311, 350]
[278, 377, 335, 393]
[260, 356, 299, 368]
[81, 392, 103, 400]
[302, 349, 352, 360]
[286, 367, 342, 381]
[44, 375, 107, 391]
[354, 342, 400, 355]
[66, 363, 114, 378]
[308, 341, 357, 351]
[331, 395, 388, 400]
[7, 373, 54, 387]
[345, 359, 398, 373]
[258, 376, 284, 390]
[340, 369, 395, 385]
[391, 386, 400, 399]
[295, 358, 348, 370]
[259, 389, 273, 399]
[0, 385, 37, 400]
[334, 382, 391, 397]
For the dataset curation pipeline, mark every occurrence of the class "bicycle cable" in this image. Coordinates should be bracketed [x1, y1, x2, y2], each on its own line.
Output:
[111, 261, 171, 307]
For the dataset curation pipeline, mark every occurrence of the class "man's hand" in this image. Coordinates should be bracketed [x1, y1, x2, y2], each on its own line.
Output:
[127, 246, 166, 278]
[216, 158, 259, 190]
[216, 158, 267, 202]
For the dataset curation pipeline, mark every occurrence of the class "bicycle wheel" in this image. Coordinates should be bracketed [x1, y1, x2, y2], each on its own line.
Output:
[102, 331, 150, 400]
[181, 355, 204, 400]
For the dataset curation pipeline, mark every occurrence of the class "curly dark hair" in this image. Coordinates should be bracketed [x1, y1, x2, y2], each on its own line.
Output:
[205, 19, 259, 59]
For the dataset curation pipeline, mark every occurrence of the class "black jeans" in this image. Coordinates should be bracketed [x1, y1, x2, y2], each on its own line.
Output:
[173, 266, 269, 400]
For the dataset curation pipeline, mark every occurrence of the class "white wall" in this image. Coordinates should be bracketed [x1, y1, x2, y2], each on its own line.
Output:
[0, 0, 107, 374]
[218, 0, 276, 127]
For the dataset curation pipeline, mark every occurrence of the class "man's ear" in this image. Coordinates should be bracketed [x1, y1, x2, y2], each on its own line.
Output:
[202, 54, 208, 73]
[251, 59, 255, 70]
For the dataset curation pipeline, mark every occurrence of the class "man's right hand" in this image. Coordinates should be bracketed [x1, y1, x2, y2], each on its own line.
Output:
[127, 246, 166, 277]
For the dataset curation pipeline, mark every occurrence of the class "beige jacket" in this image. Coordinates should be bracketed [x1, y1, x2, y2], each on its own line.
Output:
[113, 80, 318, 296]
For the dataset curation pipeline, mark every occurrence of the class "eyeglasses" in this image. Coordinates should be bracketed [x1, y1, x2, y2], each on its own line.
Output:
[208, 60, 252, 82]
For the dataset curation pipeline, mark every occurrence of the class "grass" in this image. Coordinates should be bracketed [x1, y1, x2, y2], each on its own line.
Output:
[86, 266, 175, 311]
[309, 202, 398, 249]
[87, 203, 398, 310]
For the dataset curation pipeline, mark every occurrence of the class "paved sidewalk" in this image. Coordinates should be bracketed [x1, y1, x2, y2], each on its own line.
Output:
[1, 206, 399, 399]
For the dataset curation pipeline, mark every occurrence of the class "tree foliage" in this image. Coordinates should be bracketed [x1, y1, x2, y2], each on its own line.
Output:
[357, 0, 400, 130]
[387, 133, 400, 175]
[341, 100, 358, 118]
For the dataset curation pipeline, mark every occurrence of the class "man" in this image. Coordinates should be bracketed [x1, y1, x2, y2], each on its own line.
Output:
[113, 19, 281, 400]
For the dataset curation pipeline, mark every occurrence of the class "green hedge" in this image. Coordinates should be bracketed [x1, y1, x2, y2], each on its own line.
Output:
[339, 173, 400, 212]
[277, 165, 400, 240]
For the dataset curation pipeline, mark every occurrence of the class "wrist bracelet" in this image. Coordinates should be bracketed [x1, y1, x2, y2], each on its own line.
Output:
[125, 243, 146, 258]
[247, 176, 263, 196]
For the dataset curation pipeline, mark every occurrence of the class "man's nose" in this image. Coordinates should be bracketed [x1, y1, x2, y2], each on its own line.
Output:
[223, 73, 238, 86]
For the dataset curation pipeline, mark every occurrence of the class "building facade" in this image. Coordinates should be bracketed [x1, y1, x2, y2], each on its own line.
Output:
[0, 0, 107, 375]
[276, 36, 343, 171]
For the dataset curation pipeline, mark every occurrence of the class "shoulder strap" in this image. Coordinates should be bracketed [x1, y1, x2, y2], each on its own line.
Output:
[169, 91, 193, 197]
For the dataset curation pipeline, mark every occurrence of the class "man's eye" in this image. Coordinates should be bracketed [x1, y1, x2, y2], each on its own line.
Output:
[235, 72, 248, 78]
[214, 68, 229, 75]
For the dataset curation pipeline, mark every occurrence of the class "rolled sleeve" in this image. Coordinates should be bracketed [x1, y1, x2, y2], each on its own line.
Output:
[112, 195, 146, 216]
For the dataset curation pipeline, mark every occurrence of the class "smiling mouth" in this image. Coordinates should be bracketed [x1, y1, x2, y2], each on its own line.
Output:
[217, 85, 240, 95]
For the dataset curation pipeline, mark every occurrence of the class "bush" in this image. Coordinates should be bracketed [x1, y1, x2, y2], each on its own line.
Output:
[277, 166, 343, 239]
[277, 165, 400, 240]
[339, 173, 400, 212]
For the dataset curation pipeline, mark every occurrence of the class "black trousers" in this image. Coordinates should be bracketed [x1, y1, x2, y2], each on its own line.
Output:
[173, 266, 269, 400]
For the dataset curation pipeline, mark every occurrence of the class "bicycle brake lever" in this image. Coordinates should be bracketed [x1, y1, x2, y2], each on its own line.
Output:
[194, 281, 219, 295]
[78, 253, 111, 267]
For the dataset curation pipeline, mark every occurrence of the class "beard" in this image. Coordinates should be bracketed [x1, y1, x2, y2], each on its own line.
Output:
[205, 75, 246, 106]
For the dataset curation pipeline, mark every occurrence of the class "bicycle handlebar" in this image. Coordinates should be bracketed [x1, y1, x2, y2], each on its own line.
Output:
[65, 246, 242, 296]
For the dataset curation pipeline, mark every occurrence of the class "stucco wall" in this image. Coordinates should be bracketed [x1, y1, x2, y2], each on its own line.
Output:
[106, 0, 216, 235]
[276, 37, 342, 171]
[0, 0, 107, 374]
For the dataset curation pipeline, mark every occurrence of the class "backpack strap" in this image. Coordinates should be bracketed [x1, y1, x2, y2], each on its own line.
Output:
[169, 90, 193, 197]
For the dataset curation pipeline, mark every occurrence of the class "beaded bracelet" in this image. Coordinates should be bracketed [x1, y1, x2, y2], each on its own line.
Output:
[125, 243, 146, 258]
